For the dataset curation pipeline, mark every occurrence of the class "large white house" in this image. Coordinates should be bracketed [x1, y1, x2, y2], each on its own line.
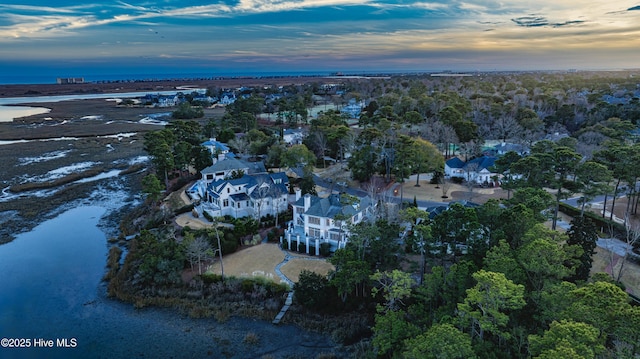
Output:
[189, 171, 289, 220]
[445, 156, 499, 185]
[284, 190, 374, 255]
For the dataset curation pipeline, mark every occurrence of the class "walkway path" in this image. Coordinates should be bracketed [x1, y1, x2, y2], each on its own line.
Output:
[272, 251, 294, 324]
[271, 247, 330, 324]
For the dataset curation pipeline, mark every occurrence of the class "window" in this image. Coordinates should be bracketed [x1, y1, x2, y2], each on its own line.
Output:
[309, 227, 321, 238]
[227, 188, 230, 193]
[223, 199, 229, 207]
[330, 232, 341, 241]
[326, 219, 331, 226]
[237, 202, 240, 208]
[309, 217, 320, 225]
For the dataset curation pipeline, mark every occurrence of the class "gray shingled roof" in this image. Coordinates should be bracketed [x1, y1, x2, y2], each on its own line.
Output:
[296, 194, 370, 219]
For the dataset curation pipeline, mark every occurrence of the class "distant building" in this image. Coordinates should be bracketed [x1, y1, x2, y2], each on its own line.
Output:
[340, 98, 365, 118]
[56, 77, 84, 84]
[282, 128, 305, 145]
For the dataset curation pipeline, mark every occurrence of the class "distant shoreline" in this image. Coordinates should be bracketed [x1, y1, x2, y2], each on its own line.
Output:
[0, 75, 346, 99]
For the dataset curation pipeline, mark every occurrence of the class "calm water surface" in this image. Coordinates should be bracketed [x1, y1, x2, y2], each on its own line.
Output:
[0, 206, 107, 358]
[0, 205, 339, 359]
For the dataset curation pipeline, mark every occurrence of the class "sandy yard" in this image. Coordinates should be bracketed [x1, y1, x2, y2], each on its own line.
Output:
[281, 256, 335, 282]
[175, 211, 213, 230]
[206, 243, 335, 284]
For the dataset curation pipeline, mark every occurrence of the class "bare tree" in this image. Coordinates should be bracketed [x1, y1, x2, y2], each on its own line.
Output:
[440, 176, 452, 199]
[252, 177, 271, 221]
[210, 220, 225, 281]
[337, 131, 355, 162]
[185, 235, 213, 275]
[612, 215, 640, 283]
[313, 131, 328, 168]
[464, 162, 480, 201]
[363, 176, 385, 221]
[494, 115, 522, 143]
[228, 136, 250, 157]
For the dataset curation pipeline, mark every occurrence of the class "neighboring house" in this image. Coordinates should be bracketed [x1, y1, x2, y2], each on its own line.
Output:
[199, 157, 250, 184]
[157, 95, 181, 107]
[198, 157, 266, 184]
[341, 98, 365, 118]
[444, 157, 466, 178]
[201, 138, 230, 159]
[192, 95, 216, 105]
[493, 142, 529, 156]
[188, 151, 282, 220]
[190, 172, 289, 220]
[282, 128, 305, 145]
[141, 93, 182, 107]
[219, 92, 236, 105]
[284, 191, 374, 255]
[445, 156, 499, 185]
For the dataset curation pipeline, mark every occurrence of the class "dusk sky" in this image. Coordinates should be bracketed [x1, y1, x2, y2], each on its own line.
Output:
[1, 1, 639, 82]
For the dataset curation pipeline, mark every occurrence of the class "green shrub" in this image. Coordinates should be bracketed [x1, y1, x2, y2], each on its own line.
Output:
[294, 270, 329, 309]
[320, 243, 332, 257]
[201, 272, 223, 284]
[241, 279, 256, 293]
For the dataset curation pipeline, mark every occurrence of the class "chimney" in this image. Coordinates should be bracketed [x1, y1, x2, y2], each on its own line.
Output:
[295, 187, 302, 201]
[304, 193, 311, 211]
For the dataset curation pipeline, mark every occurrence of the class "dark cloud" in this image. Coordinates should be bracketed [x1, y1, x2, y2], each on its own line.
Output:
[511, 16, 548, 27]
[552, 20, 585, 27]
[512, 16, 584, 28]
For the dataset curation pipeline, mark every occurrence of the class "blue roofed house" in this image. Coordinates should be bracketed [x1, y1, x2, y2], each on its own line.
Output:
[283, 190, 374, 255]
[445, 156, 499, 185]
[201, 138, 230, 160]
[445, 157, 466, 178]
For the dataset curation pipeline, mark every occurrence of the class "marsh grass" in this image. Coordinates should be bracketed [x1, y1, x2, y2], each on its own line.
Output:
[102, 246, 123, 281]
[243, 331, 260, 345]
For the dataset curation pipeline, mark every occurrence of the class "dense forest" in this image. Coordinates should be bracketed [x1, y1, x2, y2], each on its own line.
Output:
[112, 71, 640, 358]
